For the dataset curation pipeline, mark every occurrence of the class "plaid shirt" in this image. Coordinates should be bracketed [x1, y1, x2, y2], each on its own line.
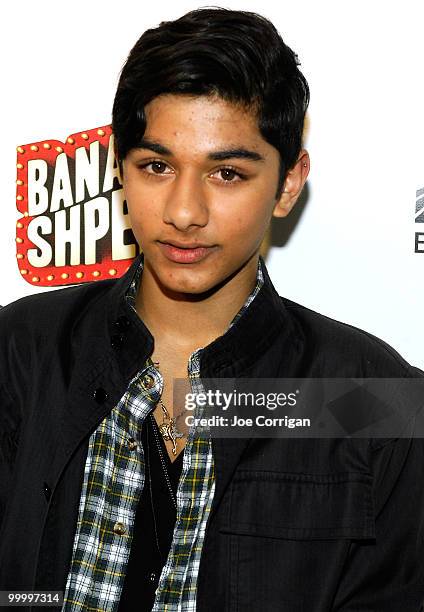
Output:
[62, 256, 264, 612]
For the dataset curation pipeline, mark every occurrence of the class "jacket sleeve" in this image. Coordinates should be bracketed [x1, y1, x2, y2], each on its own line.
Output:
[332, 429, 424, 611]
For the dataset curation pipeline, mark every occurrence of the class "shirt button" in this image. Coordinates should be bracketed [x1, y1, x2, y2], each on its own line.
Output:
[127, 437, 138, 451]
[142, 374, 155, 389]
[113, 521, 127, 535]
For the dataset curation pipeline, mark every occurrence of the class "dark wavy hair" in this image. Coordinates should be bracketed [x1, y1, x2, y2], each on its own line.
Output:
[112, 7, 309, 198]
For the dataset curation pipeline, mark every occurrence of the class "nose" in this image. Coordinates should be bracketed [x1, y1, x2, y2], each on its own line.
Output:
[163, 169, 209, 231]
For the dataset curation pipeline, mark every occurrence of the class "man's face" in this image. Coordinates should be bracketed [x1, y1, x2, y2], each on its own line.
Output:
[122, 93, 297, 296]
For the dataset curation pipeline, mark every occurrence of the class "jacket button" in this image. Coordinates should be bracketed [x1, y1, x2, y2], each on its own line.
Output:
[142, 374, 155, 389]
[113, 521, 126, 535]
[93, 388, 108, 404]
[148, 571, 157, 584]
[111, 334, 123, 349]
[43, 482, 51, 501]
[114, 316, 130, 332]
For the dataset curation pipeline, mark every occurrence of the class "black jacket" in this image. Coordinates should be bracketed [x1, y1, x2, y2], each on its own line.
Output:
[0, 255, 423, 611]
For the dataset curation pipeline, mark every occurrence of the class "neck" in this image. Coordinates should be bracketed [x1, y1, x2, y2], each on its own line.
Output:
[135, 255, 260, 353]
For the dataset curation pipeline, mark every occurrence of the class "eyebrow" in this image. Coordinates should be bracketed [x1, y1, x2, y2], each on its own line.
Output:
[135, 138, 265, 162]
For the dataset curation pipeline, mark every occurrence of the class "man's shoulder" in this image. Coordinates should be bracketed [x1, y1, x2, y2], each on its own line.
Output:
[282, 296, 421, 377]
[0, 278, 117, 338]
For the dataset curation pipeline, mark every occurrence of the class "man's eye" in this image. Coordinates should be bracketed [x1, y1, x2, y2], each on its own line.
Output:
[139, 161, 171, 174]
[214, 168, 245, 182]
[148, 162, 167, 174]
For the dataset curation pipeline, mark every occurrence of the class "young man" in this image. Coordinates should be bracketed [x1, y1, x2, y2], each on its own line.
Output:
[0, 7, 423, 612]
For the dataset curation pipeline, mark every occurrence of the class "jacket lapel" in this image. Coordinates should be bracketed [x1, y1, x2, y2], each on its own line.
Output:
[59, 255, 153, 466]
[199, 257, 305, 520]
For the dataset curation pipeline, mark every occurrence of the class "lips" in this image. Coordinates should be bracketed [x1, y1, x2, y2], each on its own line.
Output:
[160, 238, 212, 247]
[157, 241, 217, 264]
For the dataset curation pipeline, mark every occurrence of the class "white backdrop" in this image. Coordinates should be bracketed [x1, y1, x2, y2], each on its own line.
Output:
[2, 0, 423, 367]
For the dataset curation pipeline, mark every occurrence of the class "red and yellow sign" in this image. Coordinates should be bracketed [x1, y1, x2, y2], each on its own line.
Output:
[16, 125, 138, 286]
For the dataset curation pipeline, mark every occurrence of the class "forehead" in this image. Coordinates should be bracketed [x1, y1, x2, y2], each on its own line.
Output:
[141, 93, 270, 156]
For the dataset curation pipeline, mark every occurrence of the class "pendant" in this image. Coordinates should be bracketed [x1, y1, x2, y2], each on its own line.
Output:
[159, 418, 184, 455]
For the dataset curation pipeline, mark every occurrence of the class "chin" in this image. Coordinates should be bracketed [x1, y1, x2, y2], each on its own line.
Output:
[143, 248, 239, 296]
[154, 263, 225, 297]
[164, 272, 218, 296]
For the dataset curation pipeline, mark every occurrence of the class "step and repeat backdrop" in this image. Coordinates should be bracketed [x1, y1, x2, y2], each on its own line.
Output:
[2, 0, 423, 367]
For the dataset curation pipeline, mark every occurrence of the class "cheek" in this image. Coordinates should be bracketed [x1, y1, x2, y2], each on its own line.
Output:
[216, 203, 270, 240]
[213, 182, 275, 231]
[125, 188, 160, 226]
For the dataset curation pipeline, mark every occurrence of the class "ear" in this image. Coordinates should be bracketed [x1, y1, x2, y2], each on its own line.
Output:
[272, 149, 310, 218]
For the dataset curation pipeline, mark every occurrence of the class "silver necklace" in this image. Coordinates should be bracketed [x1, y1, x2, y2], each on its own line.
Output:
[150, 413, 177, 509]
[145, 414, 180, 564]
[145, 417, 163, 560]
